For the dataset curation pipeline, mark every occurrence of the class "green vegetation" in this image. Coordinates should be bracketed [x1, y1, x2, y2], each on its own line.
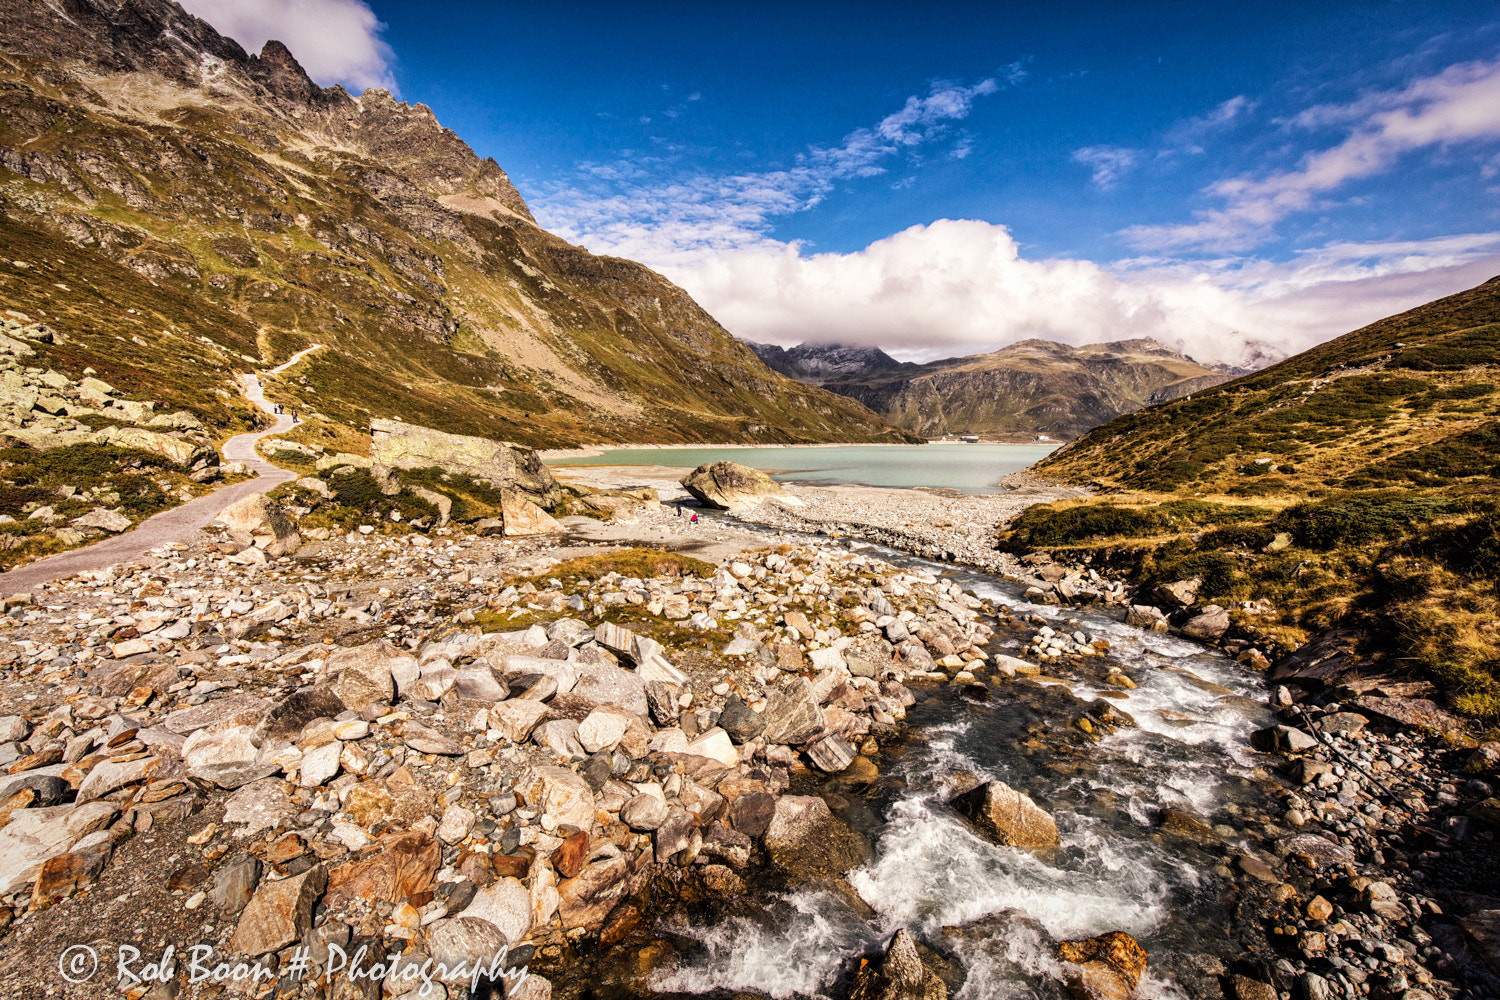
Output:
[0, 443, 210, 569]
[1019, 276, 1500, 720]
[525, 547, 715, 584]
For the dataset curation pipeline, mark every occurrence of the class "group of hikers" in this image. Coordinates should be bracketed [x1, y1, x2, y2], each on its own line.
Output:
[674, 504, 699, 526]
[272, 403, 299, 423]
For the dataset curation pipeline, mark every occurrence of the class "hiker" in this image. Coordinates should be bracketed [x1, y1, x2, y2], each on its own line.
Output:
[689, 512, 698, 526]
[292, 410, 299, 424]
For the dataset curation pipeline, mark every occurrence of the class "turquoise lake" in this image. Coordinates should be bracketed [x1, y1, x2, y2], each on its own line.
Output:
[548, 443, 1058, 494]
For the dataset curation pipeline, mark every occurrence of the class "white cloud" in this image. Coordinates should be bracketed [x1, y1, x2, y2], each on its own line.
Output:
[533, 78, 1002, 270]
[537, 66, 1500, 372]
[179, 0, 395, 92]
[1072, 145, 1139, 189]
[1127, 58, 1500, 251]
[663, 221, 1500, 368]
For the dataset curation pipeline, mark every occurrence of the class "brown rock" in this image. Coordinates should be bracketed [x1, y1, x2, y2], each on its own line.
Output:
[492, 846, 536, 880]
[230, 865, 326, 957]
[30, 841, 112, 910]
[1058, 931, 1148, 1000]
[949, 781, 1059, 849]
[552, 830, 590, 879]
[848, 928, 947, 1000]
[323, 832, 439, 910]
[764, 795, 866, 876]
[1306, 895, 1333, 921]
[557, 855, 630, 930]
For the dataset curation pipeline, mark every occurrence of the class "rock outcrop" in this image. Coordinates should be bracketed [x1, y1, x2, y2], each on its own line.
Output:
[370, 419, 563, 508]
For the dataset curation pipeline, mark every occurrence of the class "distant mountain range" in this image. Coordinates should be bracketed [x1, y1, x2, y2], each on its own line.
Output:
[747, 337, 1246, 440]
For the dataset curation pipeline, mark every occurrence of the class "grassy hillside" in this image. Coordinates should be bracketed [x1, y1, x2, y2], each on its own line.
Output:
[1005, 277, 1500, 718]
[0, 2, 914, 449]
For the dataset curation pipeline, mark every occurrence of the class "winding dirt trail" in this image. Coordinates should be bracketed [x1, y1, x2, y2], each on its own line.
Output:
[0, 372, 300, 597]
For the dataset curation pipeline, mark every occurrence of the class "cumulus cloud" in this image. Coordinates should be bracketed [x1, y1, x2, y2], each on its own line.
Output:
[537, 66, 1500, 371]
[179, 0, 395, 92]
[1127, 59, 1500, 251]
[667, 221, 1500, 368]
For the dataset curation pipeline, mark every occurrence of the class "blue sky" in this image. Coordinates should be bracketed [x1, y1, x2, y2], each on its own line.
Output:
[182, 0, 1500, 365]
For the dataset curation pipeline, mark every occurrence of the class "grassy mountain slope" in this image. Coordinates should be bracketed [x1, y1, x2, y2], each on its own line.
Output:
[0, 0, 914, 449]
[812, 338, 1233, 439]
[1004, 277, 1500, 717]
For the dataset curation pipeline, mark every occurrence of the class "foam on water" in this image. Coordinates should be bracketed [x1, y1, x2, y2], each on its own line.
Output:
[652, 547, 1269, 998]
[651, 888, 879, 999]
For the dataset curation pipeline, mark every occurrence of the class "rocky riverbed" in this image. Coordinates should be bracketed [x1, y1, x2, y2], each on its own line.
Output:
[0, 472, 1494, 1000]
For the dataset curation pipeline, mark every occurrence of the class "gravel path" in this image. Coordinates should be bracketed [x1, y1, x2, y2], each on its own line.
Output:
[0, 373, 297, 596]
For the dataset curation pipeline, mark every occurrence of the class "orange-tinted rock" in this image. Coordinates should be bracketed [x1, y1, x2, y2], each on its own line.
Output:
[949, 780, 1059, 849]
[553, 830, 590, 879]
[1058, 931, 1148, 1000]
[323, 832, 439, 910]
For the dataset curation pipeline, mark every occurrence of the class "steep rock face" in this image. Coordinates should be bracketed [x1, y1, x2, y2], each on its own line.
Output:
[0, 0, 913, 448]
[748, 342, 905, 385]
[760, 337, 1235, 440]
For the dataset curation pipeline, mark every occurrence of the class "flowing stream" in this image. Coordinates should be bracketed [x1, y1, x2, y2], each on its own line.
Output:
[649, 544, 1278, 1000]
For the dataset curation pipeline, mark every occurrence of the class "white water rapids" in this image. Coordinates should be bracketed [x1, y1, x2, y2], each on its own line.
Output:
[652, 556, 1274, 999]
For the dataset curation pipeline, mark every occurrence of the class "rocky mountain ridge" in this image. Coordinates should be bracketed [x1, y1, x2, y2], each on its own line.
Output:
[0, 0, 913, 451]
[750, 337, 1235, 439]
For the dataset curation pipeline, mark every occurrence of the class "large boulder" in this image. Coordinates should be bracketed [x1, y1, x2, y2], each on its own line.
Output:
[214, 494, 301, 557]
[949, 780, 1059, 849]
[680, 461, 802, 511]
[96, 425, 216, 468]
[1181, 605, 1231, 641]
[369, 418, 562, 508]
[764, 795, 866, 876]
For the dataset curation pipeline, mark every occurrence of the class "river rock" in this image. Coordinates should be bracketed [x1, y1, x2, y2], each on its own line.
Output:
[761, 676, 825, 745]
[230, 865, 326, 956]
[460, 876, 533, 944]
[329, 641, 407, 711]
[805, 734, 856, 772]
[490, 700, 549, 743]
[1181, 606, 1231, 641]
[1058, 931, 1148, 1000]
[680, 461, 800, 511]
[1156, 578, 1200, 607]
[425, 916, 512, 977]
[215, 494, 301, 557]
[1276, 833, 1356, 867]
[1250, 725, 1318, 753]
[764, 795, 865, 875]
[949, 780, 1059, 849]
[848, 927, 947, 1000]
[620, 794, 669, 832]
[717, 694, 764, 743]
[518, 766, 596, 832]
